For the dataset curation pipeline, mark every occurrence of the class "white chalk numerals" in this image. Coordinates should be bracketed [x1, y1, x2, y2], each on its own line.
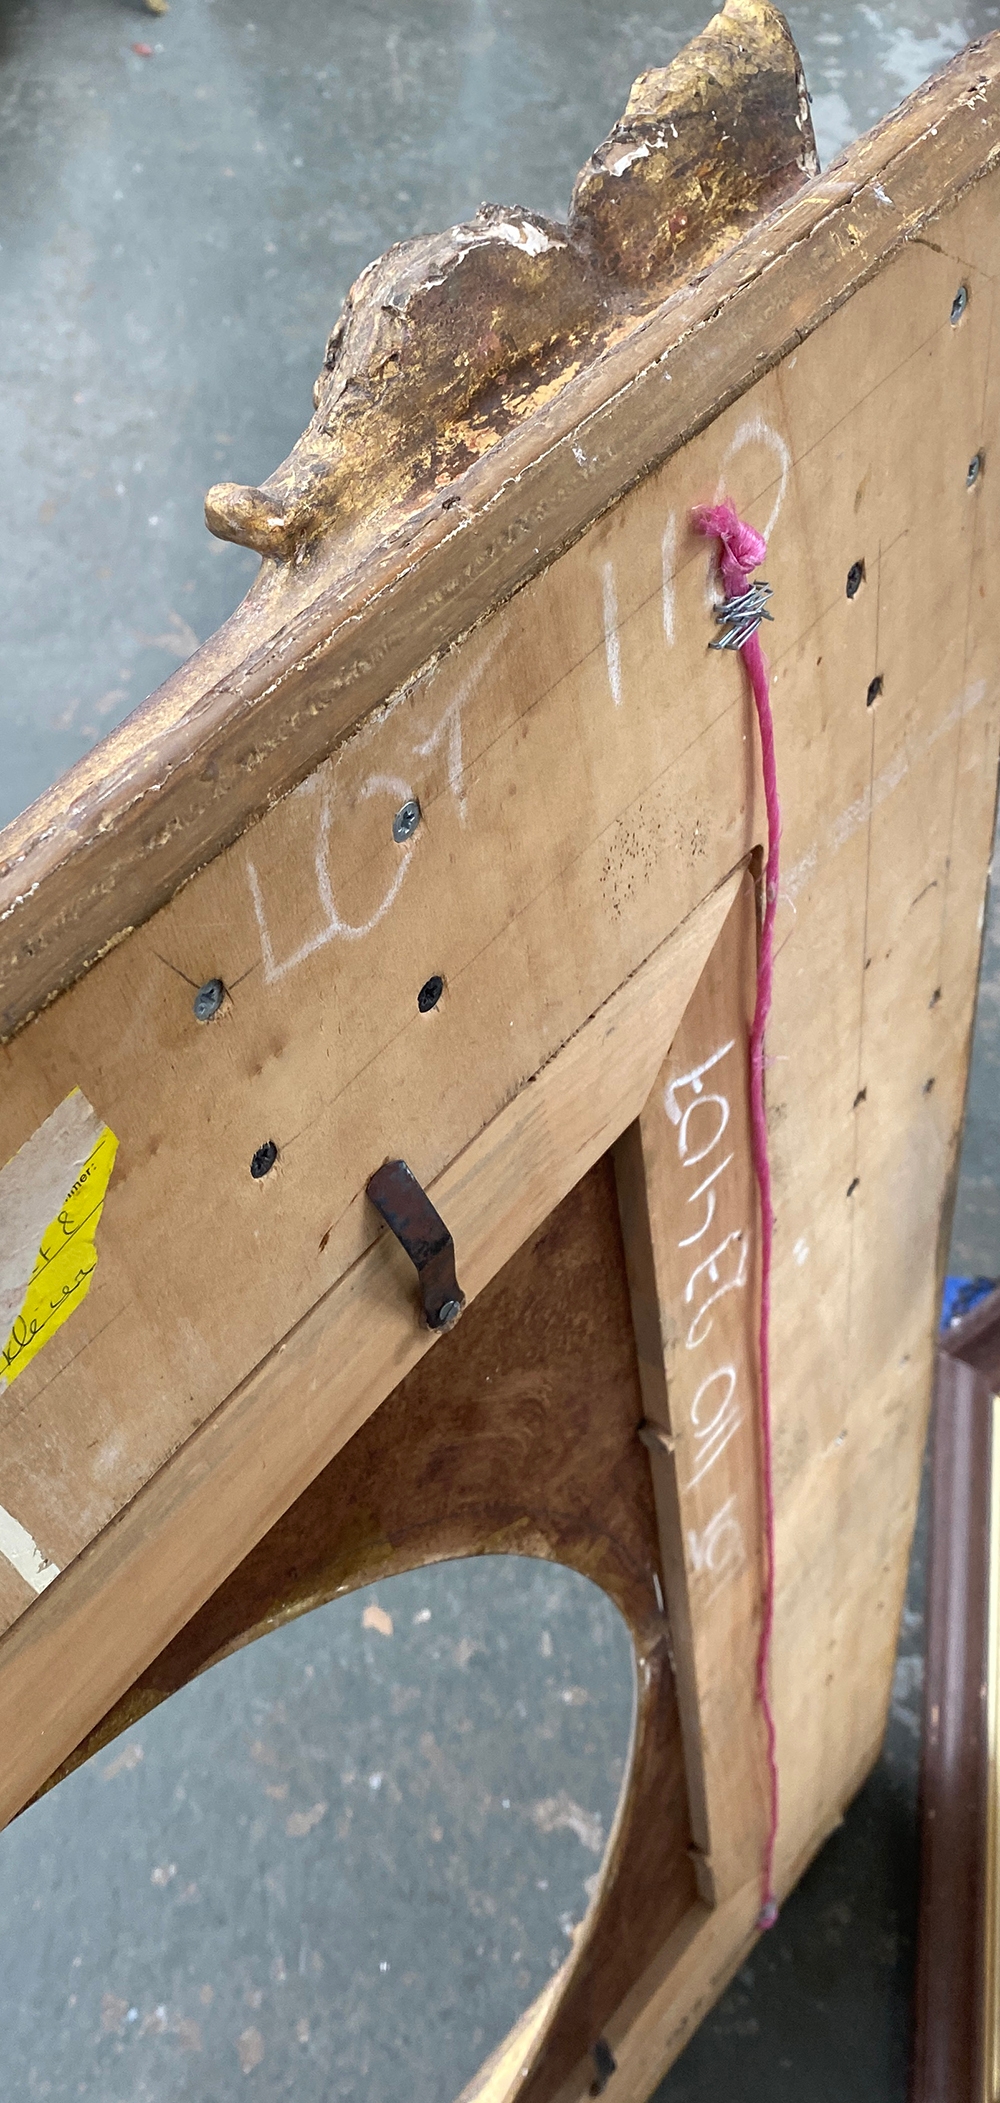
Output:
[687, 1496, 745, 1583]
[662, 1034, 753, 1584]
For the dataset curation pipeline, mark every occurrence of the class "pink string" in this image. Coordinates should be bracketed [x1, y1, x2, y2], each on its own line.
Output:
[691, 501, 780, 1933]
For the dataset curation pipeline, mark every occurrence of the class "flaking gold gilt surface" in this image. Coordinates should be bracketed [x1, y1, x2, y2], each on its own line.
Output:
[204, 0, 815, 564]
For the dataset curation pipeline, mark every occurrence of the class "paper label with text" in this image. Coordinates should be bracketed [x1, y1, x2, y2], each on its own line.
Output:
[0, 1090, 118, 1391]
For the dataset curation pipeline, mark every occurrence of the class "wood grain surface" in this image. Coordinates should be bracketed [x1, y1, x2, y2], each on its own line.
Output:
[0, 871, 740, 1829]
[616, 873, 767, 1907]
[1, 33, 998, 1037]
[1, 149, 996, 1637]
[0, 31, 998, 2103]
[1, 139, 996, 1656]
[37, 1155, 701, 2101]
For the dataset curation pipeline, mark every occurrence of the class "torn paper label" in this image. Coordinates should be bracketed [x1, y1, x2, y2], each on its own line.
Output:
[0, 1088, 118, 1391]
[0, 1503, 59, 1593]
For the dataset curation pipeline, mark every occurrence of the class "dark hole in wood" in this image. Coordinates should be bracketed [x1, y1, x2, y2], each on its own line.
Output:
[866, 675, 883, 707]
[417, 975, 444, 1013]
[846, 560, 865, 598]
[846, 1176, 860, 1197]
[250, 1140, 278, 1178]
[590, 2037, 618, 2095]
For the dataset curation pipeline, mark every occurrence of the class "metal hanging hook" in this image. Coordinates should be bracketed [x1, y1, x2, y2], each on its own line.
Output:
[366, 1159, 465, 1331]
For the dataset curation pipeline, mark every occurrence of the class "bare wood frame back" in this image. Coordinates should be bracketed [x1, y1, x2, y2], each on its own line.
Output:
[1, 14, 999, 2101]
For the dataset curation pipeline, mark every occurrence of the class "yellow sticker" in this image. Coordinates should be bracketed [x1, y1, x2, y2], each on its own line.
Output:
[0, 1118, 118, 1388]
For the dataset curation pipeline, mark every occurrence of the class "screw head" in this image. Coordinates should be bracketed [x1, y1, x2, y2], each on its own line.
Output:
[968, 452, 983, 486]
[846, 560, 865, 600]
[193, 977, 225, 1022]
[392, 798, 421, 844]
[417, 974, 444, 1013]
[435, 1298, 463, 1330]
[250, 1140, 278, 1179]
[951, 284, 969, 324]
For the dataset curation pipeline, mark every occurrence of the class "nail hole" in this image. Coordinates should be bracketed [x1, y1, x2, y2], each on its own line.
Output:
[951, 284, 969, 324]
[846, 560, 865, 599]
[250, 1140, 278, 1178]
[590, 2039, 617, 2097]
[866, 675, 883, 708]
[853, 1087, 867, 1108]
[846, 1177, 860, 1197]
[417, 974, 444, 1013]
[968, 452, 983, 487]
[923, 1077, 936, 1094]
[193, 977, 226, 1022]
[929, 987, 942, 1008]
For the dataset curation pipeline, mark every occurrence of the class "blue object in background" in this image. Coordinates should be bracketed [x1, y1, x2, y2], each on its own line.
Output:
[941, 1276, 997, 1329]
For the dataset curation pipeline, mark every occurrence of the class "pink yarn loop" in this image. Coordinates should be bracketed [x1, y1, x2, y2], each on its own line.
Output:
[691, 501, 768, 597]
[692, 499, 781, 1934]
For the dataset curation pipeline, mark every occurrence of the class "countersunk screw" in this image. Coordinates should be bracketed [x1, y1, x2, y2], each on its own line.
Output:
[968, 452, 983, 487]
[951, 284, 969, 324]
[392, 798, 421, 844]
[435, 1298, 463, 1331]
[193, 977, 225, 1022]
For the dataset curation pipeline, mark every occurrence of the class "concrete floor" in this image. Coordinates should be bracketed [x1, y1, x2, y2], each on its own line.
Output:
[0, 1560, 636, 2103]
[1, 2, 998, 2098]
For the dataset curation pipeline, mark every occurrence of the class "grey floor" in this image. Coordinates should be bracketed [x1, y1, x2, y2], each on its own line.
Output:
[1, 2, 999, 2098]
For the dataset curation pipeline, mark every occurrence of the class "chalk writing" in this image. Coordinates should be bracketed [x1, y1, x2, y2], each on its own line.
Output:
[602, 560, 622, 707]
[247, 771, 416, 983]
[685, 1366, 741, 1491]
[677, 1154, 734, 1248]
[684, 1230, 749, 1350]
[703, 415, 790, 611]
[687, 1494, 745, 1583]
[664, 1040, 736, 1123]
[660, 1030, 753, 1552]
[715, 415, 790, 546]
[413, 628, 504, 825]
[661, 512, 677, 646]
[676, 1093, 730, 1166]
[249, 633, 506, 982]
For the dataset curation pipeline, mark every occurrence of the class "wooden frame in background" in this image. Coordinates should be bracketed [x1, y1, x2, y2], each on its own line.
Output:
[914, 1289, 1000, 2103]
